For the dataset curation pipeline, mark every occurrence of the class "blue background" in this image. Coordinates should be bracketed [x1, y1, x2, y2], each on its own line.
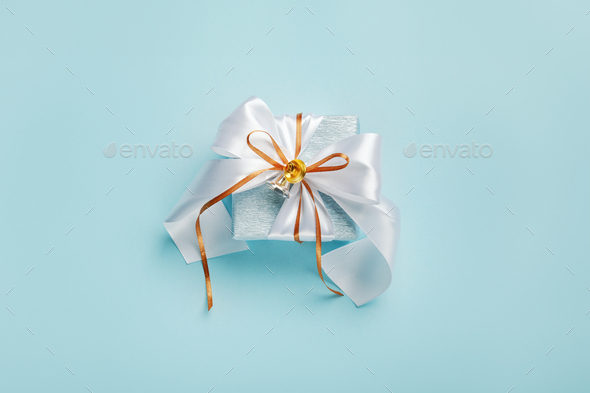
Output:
[1, 1, 589, 392]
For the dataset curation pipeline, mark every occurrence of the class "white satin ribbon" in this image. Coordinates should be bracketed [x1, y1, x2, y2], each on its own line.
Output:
[164, 96, 401, 306]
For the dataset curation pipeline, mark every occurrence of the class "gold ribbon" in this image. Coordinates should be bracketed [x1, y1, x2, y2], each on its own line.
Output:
[195, 114, 349, 309]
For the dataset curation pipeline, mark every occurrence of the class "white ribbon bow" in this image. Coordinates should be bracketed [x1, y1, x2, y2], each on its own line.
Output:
[164, 96, 401, 307]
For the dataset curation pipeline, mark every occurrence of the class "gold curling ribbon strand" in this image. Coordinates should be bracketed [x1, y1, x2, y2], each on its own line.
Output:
[291, 114, 347, 295]
[306, 153, 350, 173]
[293, 189, 303, 244]
[196, 166, 282, 310]
[294, 113, 302, 158]
[246, 130, 289, 167]
[292, 113, 304, 244]
[293, 153, 349, 247]
[300, 180, 344, 297]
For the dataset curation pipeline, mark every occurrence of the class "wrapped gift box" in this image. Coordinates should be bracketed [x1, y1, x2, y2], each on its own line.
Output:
[231, 115, 360, 241]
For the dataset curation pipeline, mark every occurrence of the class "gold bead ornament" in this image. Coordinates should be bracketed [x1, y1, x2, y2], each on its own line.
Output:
[266, 159, 307, 198]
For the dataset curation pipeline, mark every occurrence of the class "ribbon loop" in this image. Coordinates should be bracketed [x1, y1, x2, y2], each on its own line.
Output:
[246, 130, 289, 168]
[306, 153, 350, 173]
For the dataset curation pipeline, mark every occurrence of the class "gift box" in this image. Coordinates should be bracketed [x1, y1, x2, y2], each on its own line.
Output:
[231, 115, 360, 241]
[164, 96, 400, 309]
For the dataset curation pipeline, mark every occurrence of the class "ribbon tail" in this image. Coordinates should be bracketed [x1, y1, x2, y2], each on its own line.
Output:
[164, 159, 278, 309]
[193, 166, 278, 310]
[322, 194, 400, 306]
[301, 181, 343, 297]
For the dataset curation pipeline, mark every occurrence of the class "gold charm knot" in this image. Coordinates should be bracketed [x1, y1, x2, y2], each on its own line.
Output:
[284, 159, 306, 184]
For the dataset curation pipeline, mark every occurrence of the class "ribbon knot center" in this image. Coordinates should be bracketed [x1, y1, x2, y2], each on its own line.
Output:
[266, 158, 306, 198]
[284, 159, 306, 184]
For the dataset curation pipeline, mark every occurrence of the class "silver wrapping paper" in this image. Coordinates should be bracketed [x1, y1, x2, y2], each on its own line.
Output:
[232, 115, 359, 241]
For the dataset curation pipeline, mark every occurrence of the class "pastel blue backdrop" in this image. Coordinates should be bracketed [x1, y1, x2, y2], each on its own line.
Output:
[1, 1, 589, 392]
